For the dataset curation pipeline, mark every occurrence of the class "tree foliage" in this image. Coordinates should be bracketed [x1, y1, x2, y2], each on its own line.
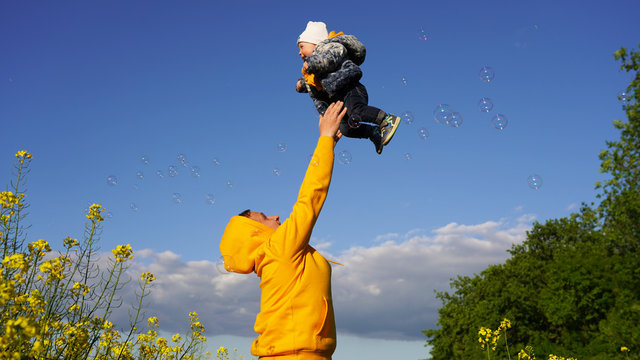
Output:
[424, 44, 640, 360]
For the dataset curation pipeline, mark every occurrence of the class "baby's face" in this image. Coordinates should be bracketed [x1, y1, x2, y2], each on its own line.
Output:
[298, 42, 316, 59]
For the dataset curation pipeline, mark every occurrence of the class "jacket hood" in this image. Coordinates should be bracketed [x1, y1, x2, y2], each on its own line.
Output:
[219, 215, 275, 274]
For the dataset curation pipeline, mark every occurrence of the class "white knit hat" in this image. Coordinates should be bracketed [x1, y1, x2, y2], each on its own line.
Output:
[297, 21, 328, 45]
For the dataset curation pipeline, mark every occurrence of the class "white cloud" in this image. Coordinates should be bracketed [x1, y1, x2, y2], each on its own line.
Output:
[566, 202, 578, 211]
[108, 216, 533, 341]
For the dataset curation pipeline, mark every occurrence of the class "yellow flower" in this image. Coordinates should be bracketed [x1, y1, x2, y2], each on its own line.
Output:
[27, 289, 45, 315]
[28, 239, 51, 257]
[499, 318, 511, 331]
[69, 304, 80, 312]
[15, 150, 33, 160]
[189, 311, 199, 322]
[621, 346, 630, 352]
[63, 236, 79, 249]
[3, 253, 31, 274]
[141, 271, 156, 284]
[39, 256, 71, 283]
[172, 333, 182, 343]
[71, 282, 90, 296]
[518, 349, 532, 359]
[86, 203, 105, 222]
[0, 191, 25, 209]
[148, 317, 159, 328]
[112, 244, 134, 262]
[156, 336, 168, 347]
[217, 346, 229, 356]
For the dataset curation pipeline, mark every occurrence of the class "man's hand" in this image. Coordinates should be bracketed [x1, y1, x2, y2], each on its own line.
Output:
[296, 80, 303, 92]
[319, 101, 347, 141]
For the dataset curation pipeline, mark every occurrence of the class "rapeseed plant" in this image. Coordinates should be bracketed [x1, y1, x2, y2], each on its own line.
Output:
[478, 318, 511, 360]
[1, 150, 252, 359]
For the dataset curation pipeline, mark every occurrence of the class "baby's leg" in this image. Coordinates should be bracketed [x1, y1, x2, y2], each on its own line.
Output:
[339, 121, 376, 139]
[342, 83, 386, 125]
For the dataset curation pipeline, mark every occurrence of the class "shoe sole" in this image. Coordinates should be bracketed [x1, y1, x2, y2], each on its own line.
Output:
[381, 118, 401, 146]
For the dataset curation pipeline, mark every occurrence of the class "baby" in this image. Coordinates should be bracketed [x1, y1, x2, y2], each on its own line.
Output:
[296, 21, 401, 154]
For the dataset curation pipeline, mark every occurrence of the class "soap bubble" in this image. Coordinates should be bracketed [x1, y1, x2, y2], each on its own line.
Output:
[272, 168, 281, 176]
[155, 170, 164, 179]
[402, 111, 414, 124]
[204, 193, 215, 205]
[226, 180, 234, 190]
[348, 114, 361, 129]
[190, 166, 201, 178]
[317, 101, 329, 115]
[491, 114, 508, 130]
[338, 150, 352, 165]
[277, 142, 287, 152]
[433, 104, 452, 125]
[212, 157, 221, 166]
[140, 155, 150, 165]
[106, 175, 118, 186]
[177, 153, 188, 166]
[618, 91, 631, 109]
[136, 171, 144, 180]
[618, 91, 630, 102]
[403, 153, 412, 160]
[132, 184, 140, 190]
[130, 203, 139, 212]
[216, 255, 235, 274]
[447, 112, 463, 128]
[8, 76, 15, 83]
[479, 66, 495, 82]
[104, 211, 113, 220]
[527, 174, 543, 189]
[417, 27, 428, 40]
[417, 127, 429, 140]
[478, 97, 494, 112]
[168, 165, 178, 177]
[401, 77, 408, 86]
[171, 193, 183, 204]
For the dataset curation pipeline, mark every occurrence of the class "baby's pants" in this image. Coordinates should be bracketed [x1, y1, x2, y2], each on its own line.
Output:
[335, 82, 385, 139]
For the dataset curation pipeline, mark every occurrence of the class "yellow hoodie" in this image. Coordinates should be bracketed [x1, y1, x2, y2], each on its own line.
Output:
[220, 136, 337, 360]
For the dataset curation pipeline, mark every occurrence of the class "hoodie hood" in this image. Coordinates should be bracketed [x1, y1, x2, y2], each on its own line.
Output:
[219, 215, 275, 274]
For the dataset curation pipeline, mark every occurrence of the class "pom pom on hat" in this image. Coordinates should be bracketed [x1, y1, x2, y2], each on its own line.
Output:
[298, 21, 329, 45]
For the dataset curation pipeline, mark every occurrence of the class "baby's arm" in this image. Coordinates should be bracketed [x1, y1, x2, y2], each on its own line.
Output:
[296, 76, 309, 93]
[305, 42, 347, 75]
[321, 60, 362, 96]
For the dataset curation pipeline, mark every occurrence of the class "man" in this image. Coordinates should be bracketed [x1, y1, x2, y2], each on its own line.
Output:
[219, 101, 346, 360]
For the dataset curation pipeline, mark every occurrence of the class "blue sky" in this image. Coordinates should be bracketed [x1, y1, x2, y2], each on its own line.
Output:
[1, 0, 638, 359]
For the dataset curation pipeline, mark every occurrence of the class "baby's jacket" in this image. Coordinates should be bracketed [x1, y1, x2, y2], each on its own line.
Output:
[298, 33, 367, 112]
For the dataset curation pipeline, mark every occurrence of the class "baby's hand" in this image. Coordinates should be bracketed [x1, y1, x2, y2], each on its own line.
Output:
[296, 80, 302, 92]
[303, 62, 309, 71]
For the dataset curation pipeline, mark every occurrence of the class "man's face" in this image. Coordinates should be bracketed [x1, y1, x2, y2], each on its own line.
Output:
[248, 211, 281, 230]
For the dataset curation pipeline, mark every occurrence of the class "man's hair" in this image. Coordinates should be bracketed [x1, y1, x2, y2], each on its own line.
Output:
[238, 209, 251, 218]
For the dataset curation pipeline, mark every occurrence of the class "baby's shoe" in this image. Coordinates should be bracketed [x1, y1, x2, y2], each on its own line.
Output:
[370, 129, 383, 155]
[380, 114, 401, 146]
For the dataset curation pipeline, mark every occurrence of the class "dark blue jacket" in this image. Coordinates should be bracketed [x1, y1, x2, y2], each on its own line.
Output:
[297, 34, 366, 113]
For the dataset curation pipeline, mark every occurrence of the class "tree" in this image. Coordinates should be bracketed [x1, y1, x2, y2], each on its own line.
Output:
[423, 44, 640, 360]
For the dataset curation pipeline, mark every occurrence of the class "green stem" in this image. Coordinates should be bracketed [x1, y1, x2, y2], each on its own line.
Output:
[117, 280, 149, 360]
[504, 330, 511, 360]
[10, 160, 25, 254]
